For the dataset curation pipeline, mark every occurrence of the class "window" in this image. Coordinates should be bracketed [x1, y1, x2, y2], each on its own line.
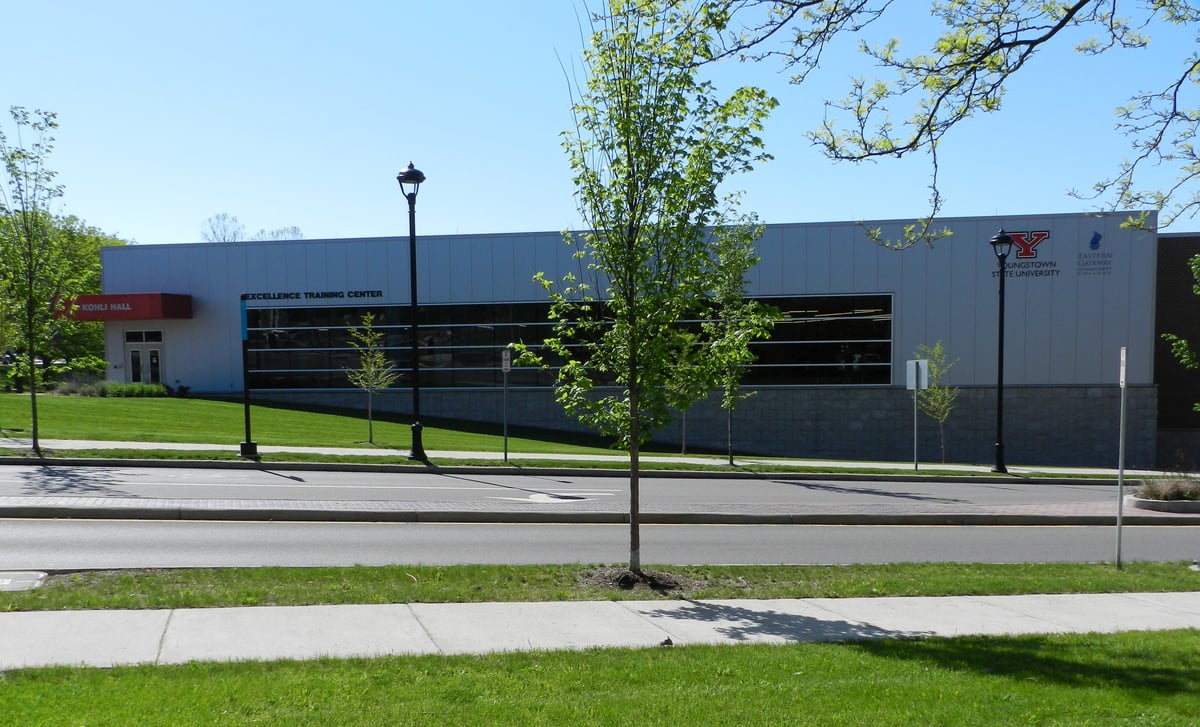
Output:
[125, 330, 163, 343]
[245, 303, 558, 390]
[244, 295, 892, 390]
[747, 295, 891, 385]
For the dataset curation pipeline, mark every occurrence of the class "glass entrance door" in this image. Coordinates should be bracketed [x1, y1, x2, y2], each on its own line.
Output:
[124, 330, 164, 385]
[128, 347, 162, 384]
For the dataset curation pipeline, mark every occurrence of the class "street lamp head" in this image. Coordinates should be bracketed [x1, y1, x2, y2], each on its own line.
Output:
[397, 162, 425, 198]
[990, 229, 1014, 261]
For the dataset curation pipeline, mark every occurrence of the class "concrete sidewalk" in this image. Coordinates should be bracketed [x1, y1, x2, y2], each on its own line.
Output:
[1, 437, 1172, 478]
[4, 591, 1200, 670]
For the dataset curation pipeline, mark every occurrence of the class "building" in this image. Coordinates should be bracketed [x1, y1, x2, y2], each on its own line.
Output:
[74, 210, 1192, 468]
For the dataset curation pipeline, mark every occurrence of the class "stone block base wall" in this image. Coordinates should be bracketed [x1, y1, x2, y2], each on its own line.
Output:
[256, 384, 1157, 469]
[1157, 430, 1200, 472]
[658, 385, 1157, 469]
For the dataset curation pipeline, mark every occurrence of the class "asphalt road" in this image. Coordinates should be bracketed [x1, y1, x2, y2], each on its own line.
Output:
[1, 464, 1192, 569]
[2, 519, 1195, 569]
[0, 464, 1122, 509]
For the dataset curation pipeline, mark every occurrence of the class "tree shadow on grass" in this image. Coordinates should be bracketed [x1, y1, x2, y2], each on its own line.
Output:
[638, 599, 926, 644]
[852, 631, 1200, 698]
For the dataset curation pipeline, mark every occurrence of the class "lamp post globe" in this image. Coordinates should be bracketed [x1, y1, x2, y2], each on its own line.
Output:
[397, 162, 425, 194]
[991, 229, 1014, 260]
[990, 229, 1014, 474]
[397, 162, 427, 461]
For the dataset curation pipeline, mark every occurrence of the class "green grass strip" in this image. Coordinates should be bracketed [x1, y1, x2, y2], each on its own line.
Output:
[4, 631, 1199, 724]
[4, 562, 1197, 613]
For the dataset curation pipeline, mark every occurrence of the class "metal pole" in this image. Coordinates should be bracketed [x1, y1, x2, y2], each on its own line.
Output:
[1116, 347, 1128, 568]
[994, 254, 1007, 473]
[406, 191, 427, 461]
[502, 344, 511, 464]
[238, 296, 257, 458]
[913, 360, 920, 471]
[503, 369, 509, 464]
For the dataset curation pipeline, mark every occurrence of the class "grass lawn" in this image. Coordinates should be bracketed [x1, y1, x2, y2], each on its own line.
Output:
[0, 393, 621, 455]
[3, 631, 1198, 724]
[0, 394, 1096, 476]
[3, 563, 1199, 724]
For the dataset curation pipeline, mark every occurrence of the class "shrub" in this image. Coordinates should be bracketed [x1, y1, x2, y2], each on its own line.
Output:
[98, 382, 168, 398]
[1136, 478, 1200, 501]
[54, 380, 103, 397]
[54, 371, 105, 396]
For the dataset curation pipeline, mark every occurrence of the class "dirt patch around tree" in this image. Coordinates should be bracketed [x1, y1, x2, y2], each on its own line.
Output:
[577, 566, 707, 595]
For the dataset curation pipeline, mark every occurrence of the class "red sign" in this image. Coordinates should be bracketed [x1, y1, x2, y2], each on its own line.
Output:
[1012, 231, 1049, 259]
[60, 293, 193, 321]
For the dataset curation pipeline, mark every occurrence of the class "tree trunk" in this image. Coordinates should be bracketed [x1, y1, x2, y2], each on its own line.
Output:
[629, 436, 641, 574]
[727, 405, 734, 466]
[28, 352, 39, 456]
[939, 421, 946, 463]
[27, 302, 40, 456]
[367, 392, 374, 444]
[628, 334, 641, 575]
[680, 410, 686, 455]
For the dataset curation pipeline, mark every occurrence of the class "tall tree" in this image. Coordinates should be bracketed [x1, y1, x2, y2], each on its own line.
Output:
[703, 1, 1200, 240]
[249, 226, 304, 241]
[201, 213, 245, 242]
[38, 216, 126, 381]
[527, 0, 777, 574]
[345, 312, 399, 444]
[0, 107, 89, 453]
[202, 214, 303, 242]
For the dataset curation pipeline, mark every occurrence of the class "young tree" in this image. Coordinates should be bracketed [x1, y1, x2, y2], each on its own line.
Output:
[0, 107, 90, 453]
[527, 0, 777, 574]
[914, 340, 959, 463]
[705, 218, 777, 465]
[345, 312, 399, 444]
[703, 1, 1200, 239]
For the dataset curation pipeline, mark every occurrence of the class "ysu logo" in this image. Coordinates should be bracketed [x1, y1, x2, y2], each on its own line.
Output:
[1011, 231, 1049, 259]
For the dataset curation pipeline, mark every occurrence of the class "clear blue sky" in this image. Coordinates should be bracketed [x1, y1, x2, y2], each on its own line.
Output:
[3, 1, 1193, 243]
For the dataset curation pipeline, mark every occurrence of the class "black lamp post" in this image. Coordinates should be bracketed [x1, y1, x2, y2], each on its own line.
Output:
[238, 294, 258, 458]
[397, 162, 428, 461]
[990, 229, 1014, 474]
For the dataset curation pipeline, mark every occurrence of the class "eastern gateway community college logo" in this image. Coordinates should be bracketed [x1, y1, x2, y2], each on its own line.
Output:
[1078, 231, 1114, 276]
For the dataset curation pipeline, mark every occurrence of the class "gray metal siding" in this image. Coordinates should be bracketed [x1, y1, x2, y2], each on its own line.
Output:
[99, 211, 1157, 394]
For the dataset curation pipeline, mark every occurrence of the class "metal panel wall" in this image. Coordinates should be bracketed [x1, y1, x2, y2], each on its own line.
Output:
[99, 211, 1157, 394]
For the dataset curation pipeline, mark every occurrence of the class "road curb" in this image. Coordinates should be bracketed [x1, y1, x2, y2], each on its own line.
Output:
[2, 503, 1197, 527]
[0, 455, 1117, 486]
